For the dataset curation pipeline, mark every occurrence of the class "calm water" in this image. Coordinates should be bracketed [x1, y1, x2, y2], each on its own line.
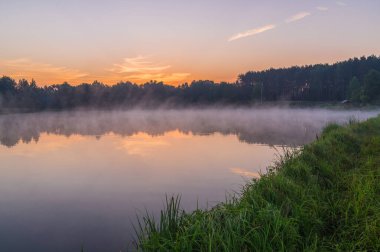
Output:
[0, 108, 378, 252]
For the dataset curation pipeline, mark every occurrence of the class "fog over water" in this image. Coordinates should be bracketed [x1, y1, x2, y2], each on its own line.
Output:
[0, 108, 378, 252]
[1, 108, 379, 148]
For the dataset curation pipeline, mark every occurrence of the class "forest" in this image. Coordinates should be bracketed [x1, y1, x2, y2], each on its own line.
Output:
[1, 55, 380, 111]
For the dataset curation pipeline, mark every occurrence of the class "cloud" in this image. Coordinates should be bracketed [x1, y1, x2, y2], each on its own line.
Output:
[228, 24, 276, 42]
[0, 58, 88, 85]
[123, 73, 191, 83]
[111, 56, 171, 74]
[316, 6, 329, 11]
[285, 12, 311, 23]
[108, 56, 190, 84]
[336, 1, 347, 6]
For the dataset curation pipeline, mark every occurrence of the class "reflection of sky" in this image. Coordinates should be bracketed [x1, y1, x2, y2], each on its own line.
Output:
[0, 108, 379, 251]
[0, 0, 379, 85]
[231, 167, 261, 179]
[119, 132, 172, 157]
[0, 130, 275, 251]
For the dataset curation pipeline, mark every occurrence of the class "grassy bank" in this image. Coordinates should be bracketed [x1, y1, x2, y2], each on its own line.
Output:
[136, 116, 380, 251]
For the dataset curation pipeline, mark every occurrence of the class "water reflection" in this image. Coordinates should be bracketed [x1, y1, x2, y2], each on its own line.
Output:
[0, 126, 277, 251]
[0, 108, 378, 251]
[0, 108, 377, 147]
[230, 167, 261, 179]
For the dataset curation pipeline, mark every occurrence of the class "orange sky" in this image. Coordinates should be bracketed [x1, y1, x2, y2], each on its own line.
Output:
[1, 0, 380, 86]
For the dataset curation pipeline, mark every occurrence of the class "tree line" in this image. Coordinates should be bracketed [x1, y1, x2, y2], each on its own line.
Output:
[1, 55, 380, 111]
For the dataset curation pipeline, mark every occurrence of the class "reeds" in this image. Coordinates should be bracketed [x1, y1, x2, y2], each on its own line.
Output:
[136, 116, 380, 251]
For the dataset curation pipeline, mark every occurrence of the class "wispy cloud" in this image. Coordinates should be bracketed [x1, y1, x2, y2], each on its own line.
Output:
[111, 56, 171, 74]
[228, 24, 276, 42]
[316, 6, 329, 11]
[109, 56, 190, 84]
[336, 1, 347, 6]
[285, 12, 311, 23]
[0, 58, 88, 84]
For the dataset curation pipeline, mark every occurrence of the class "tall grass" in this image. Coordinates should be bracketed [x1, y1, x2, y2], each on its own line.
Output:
[136, 116, 380, 251]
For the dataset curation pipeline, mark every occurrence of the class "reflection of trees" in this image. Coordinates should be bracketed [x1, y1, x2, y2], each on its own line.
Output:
[0, 109, 375, 148]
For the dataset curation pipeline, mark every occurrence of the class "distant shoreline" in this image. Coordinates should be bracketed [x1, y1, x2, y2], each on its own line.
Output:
[1, 56, 380, 112]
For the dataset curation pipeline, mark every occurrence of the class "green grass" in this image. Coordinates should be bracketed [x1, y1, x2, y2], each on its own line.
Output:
[135, 116, 380, 251]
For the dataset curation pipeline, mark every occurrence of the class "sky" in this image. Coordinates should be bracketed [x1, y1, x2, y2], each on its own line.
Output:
[0, 0, 379, 86]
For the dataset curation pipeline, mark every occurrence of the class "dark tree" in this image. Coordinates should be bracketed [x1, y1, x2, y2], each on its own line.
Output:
[1, 56, 380, 112]
[362, 70, 380, 102]
[347, 77, 362, 102]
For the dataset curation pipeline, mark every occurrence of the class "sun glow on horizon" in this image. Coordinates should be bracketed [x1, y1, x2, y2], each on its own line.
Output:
[1, 0, 379, 86]
[0, 57, 194, 86]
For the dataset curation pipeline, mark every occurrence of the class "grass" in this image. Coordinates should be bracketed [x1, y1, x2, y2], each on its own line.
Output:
[135, 116, 380, 251]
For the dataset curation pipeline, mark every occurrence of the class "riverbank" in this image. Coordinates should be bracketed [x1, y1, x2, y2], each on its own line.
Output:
[136, 116, 380, 251]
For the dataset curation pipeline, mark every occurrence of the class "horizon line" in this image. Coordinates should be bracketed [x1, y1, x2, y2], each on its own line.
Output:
[1, 54, 379, 86]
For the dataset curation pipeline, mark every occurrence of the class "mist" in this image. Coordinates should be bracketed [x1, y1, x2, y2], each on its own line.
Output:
[1, 108, 379, 148]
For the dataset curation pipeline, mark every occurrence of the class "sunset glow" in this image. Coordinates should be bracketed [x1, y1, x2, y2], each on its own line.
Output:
[1, 0, 379, 86]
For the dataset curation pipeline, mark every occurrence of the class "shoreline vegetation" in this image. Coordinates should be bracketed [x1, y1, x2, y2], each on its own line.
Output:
[1, 56, 380, 112]
[136, 116, 380, 251]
